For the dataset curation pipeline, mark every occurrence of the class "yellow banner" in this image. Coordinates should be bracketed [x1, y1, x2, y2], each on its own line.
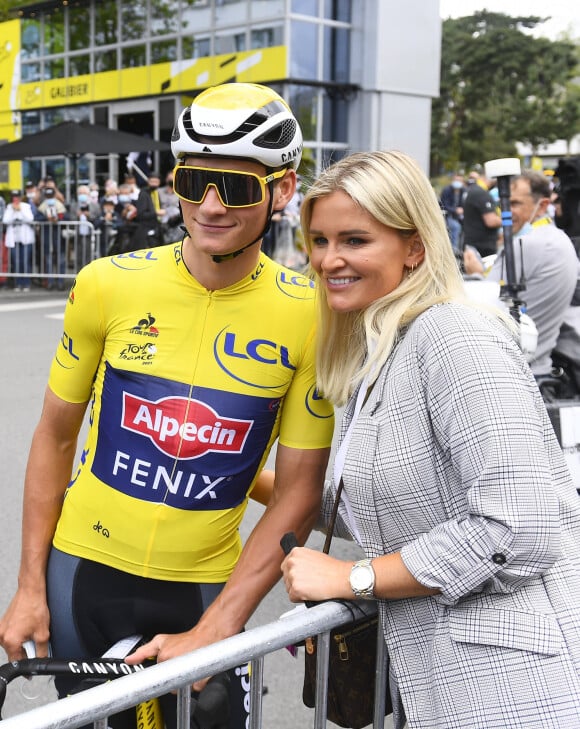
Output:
[0, 20, 21, 141]
[18, 46, 288, 110]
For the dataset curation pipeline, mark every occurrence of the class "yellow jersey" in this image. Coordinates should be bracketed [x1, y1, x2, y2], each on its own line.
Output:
[49, 244, 334, 582]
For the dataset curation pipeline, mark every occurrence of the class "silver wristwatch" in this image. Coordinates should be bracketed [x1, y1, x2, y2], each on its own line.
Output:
[349, 558, 376, 598]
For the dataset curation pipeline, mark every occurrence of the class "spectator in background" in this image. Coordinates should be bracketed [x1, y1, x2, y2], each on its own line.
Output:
[37, 182, 68, 290]
[37, 175, 66, 206]
[157, 170, 182, 244]
[24, 181, 39, 215]
[2, 189, 35, 291]
[462, 168, 502, 258]
[115, 182, 139, 254]
[88, 183, 100, 207]
[102, 179, 119, 206]
[440, 172, 465, 250]
[69, 185, 100, 269]
[95, 198, 122, 257]
[130, 170, 164, 249]
[467, 170, 578, 379]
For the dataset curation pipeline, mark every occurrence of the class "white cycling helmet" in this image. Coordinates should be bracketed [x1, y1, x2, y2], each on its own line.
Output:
[171, 83, 302, 170]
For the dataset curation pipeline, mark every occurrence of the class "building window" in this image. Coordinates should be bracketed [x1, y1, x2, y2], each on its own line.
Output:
[21, 111, 41, 136]
[290, 20, 317, 80]
[95, 50, 117, 73]
[121, 4, 147, 42]
[70, 54, 91, 77]
[323, 91, 348, 143]
[152, 39, 179, 63]
[21, 19, 40, 61]
[122, 45, 147, 68]
[182, 35, 211, 59]
[215, 32, 246, 54]
[69, 5, 91, 52]
[251, 27, 282, 49]
[95, 1, 118, 46]
[46, 57, 65, 80]
[288, 84, 317, 141]
[21, 62, 41, 83]
[324, 0, 351, 21]
[323, 25, 349, 83]
[291, 0, 318, 15]
[151, 0, 180, 36]
[43, 10, 65, 56]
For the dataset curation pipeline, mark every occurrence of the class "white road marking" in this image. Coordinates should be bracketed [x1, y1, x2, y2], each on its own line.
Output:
[0, 299, 66, 314]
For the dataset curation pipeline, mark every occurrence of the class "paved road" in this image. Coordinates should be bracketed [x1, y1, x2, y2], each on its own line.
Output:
[0, 288, 393, 727]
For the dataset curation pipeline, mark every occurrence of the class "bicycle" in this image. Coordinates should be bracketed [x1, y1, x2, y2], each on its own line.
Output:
[0, 636, 231, 729]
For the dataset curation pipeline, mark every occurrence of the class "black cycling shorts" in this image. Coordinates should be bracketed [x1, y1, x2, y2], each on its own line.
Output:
[46, 547, 250, 729]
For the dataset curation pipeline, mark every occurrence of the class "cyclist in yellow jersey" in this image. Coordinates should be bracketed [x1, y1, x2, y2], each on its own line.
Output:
[0, 83, 334, 729]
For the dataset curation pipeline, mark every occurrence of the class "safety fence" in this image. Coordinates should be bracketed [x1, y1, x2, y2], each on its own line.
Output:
[0, 600, 389, 729]
[0, 220, 129, 288]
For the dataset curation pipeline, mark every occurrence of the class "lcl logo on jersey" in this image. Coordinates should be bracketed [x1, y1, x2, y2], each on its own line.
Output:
[275, 270, 316, 300]
[111, 250, 159, 271]
[214, 327, 295, 389]
[122, 392, 253, 459]
[305, 385, 334, 419]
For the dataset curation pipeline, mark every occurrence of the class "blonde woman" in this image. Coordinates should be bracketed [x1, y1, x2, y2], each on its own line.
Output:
[282, 151, 580, 729]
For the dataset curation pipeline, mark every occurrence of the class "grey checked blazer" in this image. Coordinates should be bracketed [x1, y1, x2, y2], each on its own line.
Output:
[322, 303, 580, 729]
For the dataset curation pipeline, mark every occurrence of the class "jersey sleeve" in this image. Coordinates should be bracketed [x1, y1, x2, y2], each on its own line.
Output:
[48, 263, 106, 403]
[277, 323, 334, 449]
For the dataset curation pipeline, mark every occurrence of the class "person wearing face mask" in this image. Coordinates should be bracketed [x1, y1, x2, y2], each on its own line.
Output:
[484, 171, 579, 377]
[439, 172, 465, 250]
[462, 169, 502, 258]
[69, 185, 101, 268]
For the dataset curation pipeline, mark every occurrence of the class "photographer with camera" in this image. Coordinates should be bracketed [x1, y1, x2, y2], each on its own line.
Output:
[37, 177, 68, 290]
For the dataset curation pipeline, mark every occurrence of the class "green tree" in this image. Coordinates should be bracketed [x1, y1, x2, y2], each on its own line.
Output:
[553, 80, 580, 156]
[0, 0, 28, 21]
[432, 11, 579, 174]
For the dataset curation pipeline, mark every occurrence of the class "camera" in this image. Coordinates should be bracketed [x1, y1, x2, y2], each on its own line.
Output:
[80, 204, 89, 211]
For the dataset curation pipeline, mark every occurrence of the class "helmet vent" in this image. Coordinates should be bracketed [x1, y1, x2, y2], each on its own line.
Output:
[254, 119, 298, 150]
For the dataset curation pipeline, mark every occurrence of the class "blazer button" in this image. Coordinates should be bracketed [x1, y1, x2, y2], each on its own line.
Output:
[491, 553, 506, 565]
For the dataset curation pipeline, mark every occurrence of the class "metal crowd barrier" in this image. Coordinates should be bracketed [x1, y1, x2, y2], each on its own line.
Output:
[0, 220, 121, 286]
[0, 600, 389, 729]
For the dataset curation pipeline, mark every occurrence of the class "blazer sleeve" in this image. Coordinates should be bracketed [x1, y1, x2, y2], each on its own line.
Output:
[400, 307, 567, 604]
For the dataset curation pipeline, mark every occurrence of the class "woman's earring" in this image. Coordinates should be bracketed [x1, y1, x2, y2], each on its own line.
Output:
[407, 262, 417, 279]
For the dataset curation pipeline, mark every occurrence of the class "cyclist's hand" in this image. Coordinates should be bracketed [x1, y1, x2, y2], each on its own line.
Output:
[0, 588, 51, 661]
[126, 629, 222, 691]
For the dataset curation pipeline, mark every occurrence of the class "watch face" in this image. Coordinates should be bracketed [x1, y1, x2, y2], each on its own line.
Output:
[351, 565, 373, 591]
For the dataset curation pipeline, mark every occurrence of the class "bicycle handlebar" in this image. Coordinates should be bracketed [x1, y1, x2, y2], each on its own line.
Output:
[0, 656, 150, 718]
[0, 656, 231, 726]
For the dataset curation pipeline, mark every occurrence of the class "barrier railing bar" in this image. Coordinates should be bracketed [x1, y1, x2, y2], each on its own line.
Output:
[248, 656, 264, 729]
[0, 600, 377, 729]
[374, 620, 389, 727]
[313, 630, 331, 729]
[176, 685, 190, 728]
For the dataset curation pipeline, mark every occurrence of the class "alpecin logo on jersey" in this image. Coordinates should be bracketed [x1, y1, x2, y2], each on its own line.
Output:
[122, 393, 253, 459]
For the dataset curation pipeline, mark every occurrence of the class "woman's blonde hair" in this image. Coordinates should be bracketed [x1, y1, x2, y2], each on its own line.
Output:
[301, 150, 467, 405]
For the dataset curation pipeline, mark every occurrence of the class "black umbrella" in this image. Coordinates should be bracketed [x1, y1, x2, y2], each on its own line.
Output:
[0, 120, 171, 190]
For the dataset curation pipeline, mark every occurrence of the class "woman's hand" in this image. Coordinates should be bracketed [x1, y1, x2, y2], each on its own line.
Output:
[281, 547, 353, 603]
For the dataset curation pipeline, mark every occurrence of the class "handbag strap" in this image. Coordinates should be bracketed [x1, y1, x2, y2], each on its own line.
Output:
[324, 374, 375, 555]
[322, 478, 344, 554]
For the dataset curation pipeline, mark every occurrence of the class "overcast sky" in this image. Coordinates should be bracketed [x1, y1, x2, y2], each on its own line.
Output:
[439, 0, 580, 41]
